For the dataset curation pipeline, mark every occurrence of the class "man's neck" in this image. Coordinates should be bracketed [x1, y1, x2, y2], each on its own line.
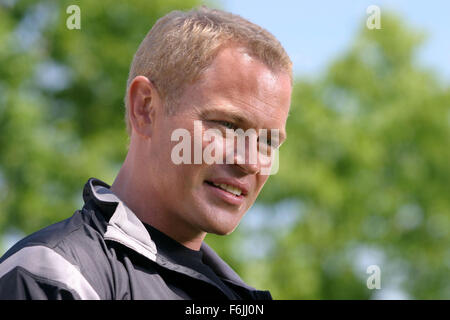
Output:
[110, 161, 206, 251]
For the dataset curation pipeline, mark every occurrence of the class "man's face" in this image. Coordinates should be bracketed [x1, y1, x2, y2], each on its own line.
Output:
[146, 46, 292, 236]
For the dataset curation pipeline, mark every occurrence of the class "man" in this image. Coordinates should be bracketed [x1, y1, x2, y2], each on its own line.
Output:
[0, 7, 292, 299]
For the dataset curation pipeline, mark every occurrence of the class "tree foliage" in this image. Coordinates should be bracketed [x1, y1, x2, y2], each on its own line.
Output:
[0, 0, 199, 234]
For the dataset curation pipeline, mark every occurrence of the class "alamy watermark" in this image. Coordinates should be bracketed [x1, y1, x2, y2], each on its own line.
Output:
[366, 5, 381, 30]
[171, 121, 280, 175]
[66, 5, 81, 30]
[366, 265, 381, 289]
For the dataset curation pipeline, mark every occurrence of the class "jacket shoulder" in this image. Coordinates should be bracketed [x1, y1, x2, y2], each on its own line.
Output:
[0, 209, 109, 300]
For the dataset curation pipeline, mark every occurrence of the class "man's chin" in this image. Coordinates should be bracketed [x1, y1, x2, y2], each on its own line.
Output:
[203, 219, 240, 236]
[195, 198, 245, 235]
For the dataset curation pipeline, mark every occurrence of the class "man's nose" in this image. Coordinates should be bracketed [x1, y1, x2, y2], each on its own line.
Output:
[233, 134, 261, 175]
[236, 159, 260, 175]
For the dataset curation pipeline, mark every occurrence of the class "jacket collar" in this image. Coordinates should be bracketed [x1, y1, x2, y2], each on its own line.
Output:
[86, 178, 157, 262]
[83, 178, 252, 289]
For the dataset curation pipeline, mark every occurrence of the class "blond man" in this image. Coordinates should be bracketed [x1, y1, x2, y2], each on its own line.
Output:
[0, 7, 292, 300]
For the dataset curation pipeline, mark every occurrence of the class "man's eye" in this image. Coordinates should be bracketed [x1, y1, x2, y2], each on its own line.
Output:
[258, 137, 271, 146]
[219, 121, 236, 130]
[261, 138, 273, 147]
[259, 137, 279, 149]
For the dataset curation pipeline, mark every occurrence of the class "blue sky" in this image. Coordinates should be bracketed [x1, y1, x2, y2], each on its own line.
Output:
[218, 0, 450, 83]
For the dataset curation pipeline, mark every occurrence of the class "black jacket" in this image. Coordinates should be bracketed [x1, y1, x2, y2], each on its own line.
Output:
[0, 178, 272, 300]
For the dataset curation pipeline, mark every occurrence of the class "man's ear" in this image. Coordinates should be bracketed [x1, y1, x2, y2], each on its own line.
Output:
[128, 76, 160, 138]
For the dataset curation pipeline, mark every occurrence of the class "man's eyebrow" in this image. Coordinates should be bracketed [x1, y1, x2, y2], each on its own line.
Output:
[200, 106, 246, 124]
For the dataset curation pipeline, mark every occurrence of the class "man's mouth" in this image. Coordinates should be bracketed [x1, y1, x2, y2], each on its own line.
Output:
[205, 181, 243, 197]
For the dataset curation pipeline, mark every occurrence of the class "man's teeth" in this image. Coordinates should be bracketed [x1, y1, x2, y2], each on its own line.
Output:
[212, 182, 242, 196]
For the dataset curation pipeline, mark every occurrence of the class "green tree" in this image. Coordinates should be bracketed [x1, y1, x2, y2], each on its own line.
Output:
[0, 0, 200, 241]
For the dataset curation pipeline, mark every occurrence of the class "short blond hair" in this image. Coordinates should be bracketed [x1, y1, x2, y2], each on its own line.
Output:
[125, 6, 292, 135]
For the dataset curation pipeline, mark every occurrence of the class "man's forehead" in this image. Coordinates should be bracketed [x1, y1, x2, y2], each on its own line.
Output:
[196, 47, 291, 106]
[201, 46, 279, 89]
[179, 46, 292, 138]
